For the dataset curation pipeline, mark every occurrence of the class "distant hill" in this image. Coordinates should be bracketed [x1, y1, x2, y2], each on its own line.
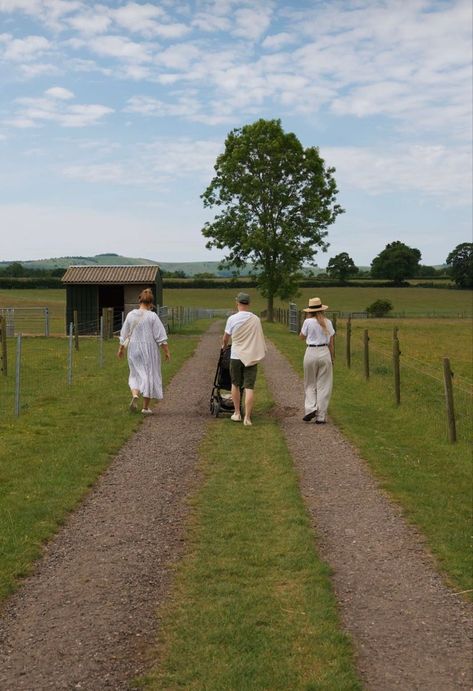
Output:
[0, 254, 253, 276]
[0, 255, 447, 277]
[0, 254, 325, 276]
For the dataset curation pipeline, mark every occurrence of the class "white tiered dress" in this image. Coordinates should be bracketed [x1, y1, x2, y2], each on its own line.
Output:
[119, 309, 168, 399]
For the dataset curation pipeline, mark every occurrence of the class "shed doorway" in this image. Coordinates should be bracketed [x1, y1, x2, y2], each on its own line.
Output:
[98, 285, 124, 332]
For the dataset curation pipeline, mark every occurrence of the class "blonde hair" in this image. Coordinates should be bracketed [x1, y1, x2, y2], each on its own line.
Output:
[138, 288, 154, 306]
[314, 311, 329, 335]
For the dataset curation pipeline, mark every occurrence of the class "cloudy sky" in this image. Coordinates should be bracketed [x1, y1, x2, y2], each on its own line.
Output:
[0, 0, 471, 267]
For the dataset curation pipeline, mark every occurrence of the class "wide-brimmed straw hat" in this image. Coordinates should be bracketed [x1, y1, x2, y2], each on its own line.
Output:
[303, 297, 328, 313]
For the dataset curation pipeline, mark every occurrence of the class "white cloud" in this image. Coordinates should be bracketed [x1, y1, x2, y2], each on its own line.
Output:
[155, 43, 201, 70]
[81, 34, 154, 63]
[5, 89, 113, 129]
[45, 86, 74, 100]
[1, 33, 50, 61]
[19, 61, 58, 77]
[0, 0, 81, 31]
[232, 6, 273, 41]
[67, 10, 112, 35]
[323, 144, 473, 206]
[261, 32, 296, 50]
[62, 163, 125, 183]
[59, 136, 222, 187]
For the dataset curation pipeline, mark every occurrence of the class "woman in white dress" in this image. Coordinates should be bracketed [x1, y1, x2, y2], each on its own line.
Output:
[117, 288, 170, 414]
[299, 297, 335, 424]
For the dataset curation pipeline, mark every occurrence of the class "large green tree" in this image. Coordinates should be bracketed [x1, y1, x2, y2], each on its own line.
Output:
[446, 243, 473, 288]
[327, 252, 358, 282]
[201, 119, 343, 320]
[371, 241, 421, 284]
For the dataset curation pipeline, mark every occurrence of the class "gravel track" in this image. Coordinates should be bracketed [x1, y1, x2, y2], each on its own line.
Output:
[0, 322, 222, 691]
[262, 340, 473, 691]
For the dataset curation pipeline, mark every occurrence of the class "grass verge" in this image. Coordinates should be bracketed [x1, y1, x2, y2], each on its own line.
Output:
[264, 322, 472, 597]
[138, 373, 361, 690]
[0, 321, 209, 603]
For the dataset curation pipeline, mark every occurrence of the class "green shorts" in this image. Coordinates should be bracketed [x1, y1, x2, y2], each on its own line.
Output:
[229, 359, 258, 390]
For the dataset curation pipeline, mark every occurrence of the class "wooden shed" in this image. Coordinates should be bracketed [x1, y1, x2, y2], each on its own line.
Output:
[62, 265, 163, 334]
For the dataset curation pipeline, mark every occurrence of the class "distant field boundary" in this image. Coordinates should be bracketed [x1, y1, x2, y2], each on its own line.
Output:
[0, 277, 458, 290]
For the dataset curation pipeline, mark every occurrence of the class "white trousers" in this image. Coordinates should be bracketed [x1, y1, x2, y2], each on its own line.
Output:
[303, 347, 333, 421]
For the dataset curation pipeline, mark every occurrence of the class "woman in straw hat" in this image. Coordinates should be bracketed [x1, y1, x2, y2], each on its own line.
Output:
[299, 297, 335, 423]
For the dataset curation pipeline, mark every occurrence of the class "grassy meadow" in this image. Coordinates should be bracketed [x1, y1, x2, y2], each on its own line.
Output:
[0, 322, 209, 602]
[265, 318, 472, 595]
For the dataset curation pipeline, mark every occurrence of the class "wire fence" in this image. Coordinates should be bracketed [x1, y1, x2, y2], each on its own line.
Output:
[0, 306, 216, 419]
[0, 307, 51, 336]
[269, 307, 472, 444]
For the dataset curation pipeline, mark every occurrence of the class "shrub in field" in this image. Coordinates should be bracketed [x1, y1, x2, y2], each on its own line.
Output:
[366, 299, 393, 317]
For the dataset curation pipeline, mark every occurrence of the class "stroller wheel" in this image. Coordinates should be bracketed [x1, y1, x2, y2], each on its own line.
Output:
[213, 401, 221, 418]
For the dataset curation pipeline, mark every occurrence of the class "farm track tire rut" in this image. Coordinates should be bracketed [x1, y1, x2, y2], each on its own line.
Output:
[0, 322, 223, 691]
[262, 340, 472, 691]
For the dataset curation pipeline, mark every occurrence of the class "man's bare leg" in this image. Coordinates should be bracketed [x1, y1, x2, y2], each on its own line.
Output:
[231, 384, 241, 421]
[243, 388, 254, 425]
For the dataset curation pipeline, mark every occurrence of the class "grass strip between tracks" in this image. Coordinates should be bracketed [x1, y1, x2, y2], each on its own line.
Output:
[138, 372, 361, 690]
[0, 322, 209, 602]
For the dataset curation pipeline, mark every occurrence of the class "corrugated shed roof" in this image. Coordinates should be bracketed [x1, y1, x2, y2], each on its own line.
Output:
[62, 265, 160, 284]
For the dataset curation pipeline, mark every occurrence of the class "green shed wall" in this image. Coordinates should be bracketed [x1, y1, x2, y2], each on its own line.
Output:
[66, 285, 99, 334]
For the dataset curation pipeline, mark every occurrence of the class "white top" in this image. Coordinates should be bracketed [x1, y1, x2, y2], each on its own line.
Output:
[224, 311, 254, 359]
[119, 309, 168, 399]
[300, 316, 335, 346]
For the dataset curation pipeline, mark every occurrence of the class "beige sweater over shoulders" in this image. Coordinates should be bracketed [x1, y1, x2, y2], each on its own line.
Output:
[230, 313, 267, 367]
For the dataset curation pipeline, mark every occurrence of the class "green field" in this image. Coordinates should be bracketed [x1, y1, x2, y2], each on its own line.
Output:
[1, 286, 471, 335]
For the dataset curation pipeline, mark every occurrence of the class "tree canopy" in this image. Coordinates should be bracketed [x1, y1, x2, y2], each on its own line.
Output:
[446, 243, 473, 289]
[371, 241, 421, 284]
[201, 119, 343, 319]
[327, 252, 358, 282]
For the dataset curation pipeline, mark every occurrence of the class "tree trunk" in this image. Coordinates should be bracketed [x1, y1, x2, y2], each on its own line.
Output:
[267, 294, 274, 322]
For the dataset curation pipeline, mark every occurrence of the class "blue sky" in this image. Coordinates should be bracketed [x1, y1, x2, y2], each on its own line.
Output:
[0, 0, 471, 267]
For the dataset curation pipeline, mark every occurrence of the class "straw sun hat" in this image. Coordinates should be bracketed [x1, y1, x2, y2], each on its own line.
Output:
[303, 297, 329, 313]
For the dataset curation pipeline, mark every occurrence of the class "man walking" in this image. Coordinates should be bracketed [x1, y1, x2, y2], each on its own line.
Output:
[222, 292, 267, 426]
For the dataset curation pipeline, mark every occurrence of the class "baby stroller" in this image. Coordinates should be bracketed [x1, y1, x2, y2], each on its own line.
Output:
[210, 345, 241, 417]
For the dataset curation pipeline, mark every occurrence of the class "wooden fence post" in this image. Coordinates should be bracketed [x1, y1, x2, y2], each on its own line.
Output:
[73, 310, 79, 351]
[363, 329, 370, 380]
[346, 316, 352, 368]
[442, 358, 456, 443]
[393, 327, 401, 405]
[0, 316, 7, 376]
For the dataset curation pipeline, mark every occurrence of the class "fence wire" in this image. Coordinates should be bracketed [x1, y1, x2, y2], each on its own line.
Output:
[0, 305, 208, 419]
[334, 323, 472, 444]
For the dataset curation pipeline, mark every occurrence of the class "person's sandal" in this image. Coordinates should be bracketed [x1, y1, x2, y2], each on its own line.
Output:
[243, 418, 252, 426]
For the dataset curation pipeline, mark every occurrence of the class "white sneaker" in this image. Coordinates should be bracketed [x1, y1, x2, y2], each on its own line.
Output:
[230, 413, 241, 421]
[141, 408, 153, 415]
[129, 395, 139, 412]
[243, 418, 252, 426]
